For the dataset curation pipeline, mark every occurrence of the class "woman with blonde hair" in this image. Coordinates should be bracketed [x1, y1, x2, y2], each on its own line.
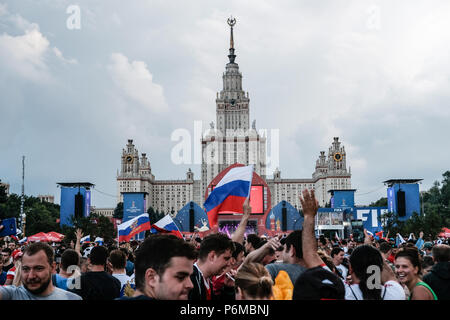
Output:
[235, 262, 273, 300]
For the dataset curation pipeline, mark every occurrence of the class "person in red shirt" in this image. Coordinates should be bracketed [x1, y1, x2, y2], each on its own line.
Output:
[5, 250, 23, 286]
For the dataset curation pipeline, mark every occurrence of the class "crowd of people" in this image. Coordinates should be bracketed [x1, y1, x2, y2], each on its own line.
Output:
[0, 190, 449, 301]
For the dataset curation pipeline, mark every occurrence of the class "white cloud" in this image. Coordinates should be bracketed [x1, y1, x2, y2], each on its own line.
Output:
[107, 52, 169, 113]
[0, 29, 51, 82]
[52, 47, 78, 64]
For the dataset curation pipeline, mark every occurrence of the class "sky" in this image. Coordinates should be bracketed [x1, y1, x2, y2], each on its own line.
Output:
[1, 0, 449, 208]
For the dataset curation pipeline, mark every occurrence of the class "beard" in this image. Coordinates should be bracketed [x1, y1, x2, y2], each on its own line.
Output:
[24, 275, 51, 295]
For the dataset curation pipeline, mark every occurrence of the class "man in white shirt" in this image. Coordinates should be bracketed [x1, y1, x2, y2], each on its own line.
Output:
[331, 247, 348, 279]
[109, 249, 132, 296]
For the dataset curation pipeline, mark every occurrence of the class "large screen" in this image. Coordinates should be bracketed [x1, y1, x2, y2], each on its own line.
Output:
[218, 219, 258, 237]
[215, 185, 264, 215]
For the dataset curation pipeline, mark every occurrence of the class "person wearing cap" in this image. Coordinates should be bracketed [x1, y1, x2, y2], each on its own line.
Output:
[423, 242, 433, 257]
[293, 266, 345, 300]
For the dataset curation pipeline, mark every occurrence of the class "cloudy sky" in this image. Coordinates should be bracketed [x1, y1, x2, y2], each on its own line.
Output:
[1, 0, 449, 208]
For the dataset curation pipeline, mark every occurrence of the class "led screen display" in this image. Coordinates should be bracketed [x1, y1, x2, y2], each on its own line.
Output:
[215, 185, 264, 214]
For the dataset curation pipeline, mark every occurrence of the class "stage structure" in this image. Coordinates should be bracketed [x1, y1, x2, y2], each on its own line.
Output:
[58, 182, 94, 227]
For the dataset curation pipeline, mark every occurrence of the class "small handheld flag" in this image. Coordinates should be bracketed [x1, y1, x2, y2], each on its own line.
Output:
[151, 215, 183, 238]
[80, 235, 90, 243]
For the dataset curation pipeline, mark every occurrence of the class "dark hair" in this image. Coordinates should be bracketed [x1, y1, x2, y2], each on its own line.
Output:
[235, 262, 273, 299]
[2, 248, 12, 255]
[198, 233, 234, 261]
[395, 247, 422, 275]
[432, 244, 450, 263]
[341, 240, 347, 245]
[246, 234, 261, 249]
[109, 249, 127, 270]
[349, 245, 384, 300]
[319, 235, 327, 246]
[254, 239, 266, 250]
[89, 246, 108, 266]
[282, 230, 303, 259]
[61, 249, 79, 271]
[421, 256, 434, 270]
[134, 234, 197, 291]
[23, 242, 54, 266]
[379, 242, 392, 254]
[330, 247, 344, 258]
[232, 242, 245, 260]
[293, 266, 345, 300]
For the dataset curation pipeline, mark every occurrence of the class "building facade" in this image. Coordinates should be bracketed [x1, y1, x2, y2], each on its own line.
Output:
[37, 195, 55, 204]
[116, 18, 351, 215]
[0, 180, 9, 196]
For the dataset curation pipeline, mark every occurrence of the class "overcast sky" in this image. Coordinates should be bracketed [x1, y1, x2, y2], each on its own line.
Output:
[1, 0, 449, 208]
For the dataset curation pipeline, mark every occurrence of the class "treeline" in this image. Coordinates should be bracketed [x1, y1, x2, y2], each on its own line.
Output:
[0, 186, 115, 245]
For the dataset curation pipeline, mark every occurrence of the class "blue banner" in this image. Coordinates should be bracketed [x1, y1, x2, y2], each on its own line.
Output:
[353, 207, 389, 234]
[60, 187, 88, 227]
[85, 190, 91, 217]
[123, 193, 146, 222]
[332, 190, 355, 209]
[123, 193, 146, 240]
[387, 184, 420, 221]
[0, 218, 17, 237]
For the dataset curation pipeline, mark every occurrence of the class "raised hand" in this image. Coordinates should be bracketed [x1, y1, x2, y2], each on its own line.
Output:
[299, 189, 319, 218]
[75, 228, 83, 240]
[243, 197, 252, 218]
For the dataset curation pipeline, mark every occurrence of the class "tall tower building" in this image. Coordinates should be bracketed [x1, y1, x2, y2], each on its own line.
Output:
[117, 139, 154, 205]
[201, 17, 266, 194]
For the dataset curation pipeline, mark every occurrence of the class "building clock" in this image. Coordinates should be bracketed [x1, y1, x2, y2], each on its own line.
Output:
[333, 152, 343, 162]
[126, 155, 133, 164]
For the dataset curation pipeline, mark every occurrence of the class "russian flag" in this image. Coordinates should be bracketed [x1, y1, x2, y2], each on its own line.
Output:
[204, 165, 253, 227]
[151, 215, 183, 239]
[396, 233, 406, 247]
[80, 235, 90, 243]
[375, 231, 383, 241]
[118, 213, 151, 242]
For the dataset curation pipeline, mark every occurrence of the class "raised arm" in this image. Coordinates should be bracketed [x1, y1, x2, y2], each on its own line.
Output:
[241, 237, 281, 267]
[231, 198, 251, 244]
[364, 229, 372, 245]
[74, 228, 83, 256]
[299, 189, 323, 268]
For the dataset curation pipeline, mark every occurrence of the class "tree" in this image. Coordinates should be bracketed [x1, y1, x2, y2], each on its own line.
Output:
[114, 202, 123, 219]
[95, 215, 116, 245]
[0, 183, 7, 204]
[147, 206, 164, 224]
[369, 197, 388, 207]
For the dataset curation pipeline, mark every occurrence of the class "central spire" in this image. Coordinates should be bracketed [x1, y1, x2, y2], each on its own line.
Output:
[227, 16, 236, 64]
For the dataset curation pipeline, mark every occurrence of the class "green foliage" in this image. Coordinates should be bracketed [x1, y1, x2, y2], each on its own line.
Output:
[0, 184, 8, 204]
[114, 202, 123, 219]
[147, 206, 164, 224]
[0, 193, 61, 236]
[63, 213, 117, 246]
[369, 197, 388, 207]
